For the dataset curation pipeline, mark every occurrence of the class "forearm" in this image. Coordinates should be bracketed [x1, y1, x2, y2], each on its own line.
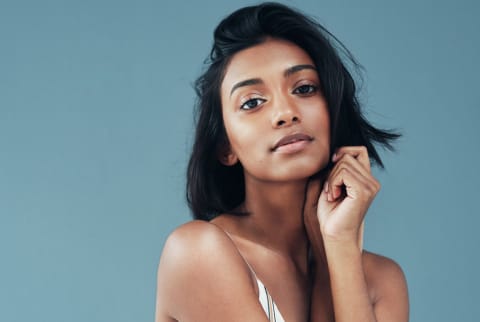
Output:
[323, 238, 376, 322]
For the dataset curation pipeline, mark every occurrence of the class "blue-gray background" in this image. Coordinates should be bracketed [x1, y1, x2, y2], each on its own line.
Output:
[1, 0, 478, 321]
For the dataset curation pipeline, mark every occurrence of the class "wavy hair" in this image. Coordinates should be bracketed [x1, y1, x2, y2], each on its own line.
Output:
[187, 2, 400, 220]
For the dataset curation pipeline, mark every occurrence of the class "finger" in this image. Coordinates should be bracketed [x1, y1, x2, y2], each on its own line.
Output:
[321, 174, 367, 251]
[327, 166, 372, 202]
[327, 155, 374, 201]
[330, 153, 372, 182]
[332, 146, 371, 173]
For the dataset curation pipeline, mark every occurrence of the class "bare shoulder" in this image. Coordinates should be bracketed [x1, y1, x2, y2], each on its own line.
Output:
[155, 220, 268, 322]
[362, 251, 406, 283]
[362, 250, 409, 321]
[161, 220, 237, 258]
[158, 220, 252, 277]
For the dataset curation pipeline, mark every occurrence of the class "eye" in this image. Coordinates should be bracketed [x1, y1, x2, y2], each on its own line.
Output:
[240, 98, 266, 110]
[293, 84, 318, 95]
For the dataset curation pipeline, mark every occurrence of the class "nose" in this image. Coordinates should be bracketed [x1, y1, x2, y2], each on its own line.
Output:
[271, 97, 301, 128]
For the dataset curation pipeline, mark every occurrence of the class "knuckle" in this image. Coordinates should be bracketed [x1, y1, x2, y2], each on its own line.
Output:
[338, 166, 349, 176]
[343, 153, 354, 162]
[363, 182, 373, 192]
[362, 184, 376, 198]
[359, 145, 370, 158]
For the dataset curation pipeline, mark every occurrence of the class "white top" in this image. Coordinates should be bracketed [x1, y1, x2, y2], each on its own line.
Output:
[255, 277, 285, 322]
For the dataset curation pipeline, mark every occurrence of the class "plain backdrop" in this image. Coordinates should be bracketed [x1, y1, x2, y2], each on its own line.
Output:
[1, 0, 479, 321]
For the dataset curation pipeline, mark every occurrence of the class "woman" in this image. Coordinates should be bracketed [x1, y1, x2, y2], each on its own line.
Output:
[155, 3, 409, 321]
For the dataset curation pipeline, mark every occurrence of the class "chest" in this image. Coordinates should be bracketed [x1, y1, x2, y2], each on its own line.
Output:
[249, 254, 311, 322]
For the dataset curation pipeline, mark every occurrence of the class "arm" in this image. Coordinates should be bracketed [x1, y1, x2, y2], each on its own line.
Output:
[308, 242, 409, 322]
[155, 220, 270, 322]
[322, 239, 376, 322]
[305, 146, 409, 322]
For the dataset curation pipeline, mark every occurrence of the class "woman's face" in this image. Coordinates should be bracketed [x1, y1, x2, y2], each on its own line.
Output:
[220, 38, 330, 182]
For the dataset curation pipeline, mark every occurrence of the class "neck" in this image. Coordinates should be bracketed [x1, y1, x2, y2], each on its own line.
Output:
[239, 176, 309, 261]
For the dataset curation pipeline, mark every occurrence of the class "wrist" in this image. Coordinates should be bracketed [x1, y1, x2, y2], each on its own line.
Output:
[322, 230, 359, 246]
[322, 236, 363, 258]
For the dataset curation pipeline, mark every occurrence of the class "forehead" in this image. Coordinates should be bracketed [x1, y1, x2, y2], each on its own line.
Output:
[221, 39, 315, 90]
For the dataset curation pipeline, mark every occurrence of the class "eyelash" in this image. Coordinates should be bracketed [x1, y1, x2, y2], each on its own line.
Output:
[293, 84, 318, 95]
[239, 84, 319, 110]
[240, 98, 266, 110]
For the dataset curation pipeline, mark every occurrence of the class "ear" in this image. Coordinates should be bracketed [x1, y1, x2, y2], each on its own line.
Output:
[218, 146, 238, 166]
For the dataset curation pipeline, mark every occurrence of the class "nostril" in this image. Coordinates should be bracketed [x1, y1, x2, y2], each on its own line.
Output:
[292, 116, 299, 123]
[277, 120, 286, 126]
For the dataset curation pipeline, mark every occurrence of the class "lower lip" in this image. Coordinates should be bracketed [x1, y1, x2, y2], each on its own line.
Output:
[274, 140, 311, 154]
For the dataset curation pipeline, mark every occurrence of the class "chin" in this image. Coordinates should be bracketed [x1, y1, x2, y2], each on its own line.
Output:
[243, 153, 330, 182]
[271, 158, 328, 181]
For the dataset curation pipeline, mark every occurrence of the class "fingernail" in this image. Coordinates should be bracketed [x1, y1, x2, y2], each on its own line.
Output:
[323, 181, 328, 193]
[332, 153, 337, 161]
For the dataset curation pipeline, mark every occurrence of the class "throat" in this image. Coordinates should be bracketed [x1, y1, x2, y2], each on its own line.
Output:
[235, 177, 310, 267]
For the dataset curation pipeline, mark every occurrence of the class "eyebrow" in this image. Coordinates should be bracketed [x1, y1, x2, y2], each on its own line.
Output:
[283, 64, 316, 77]
[229, 64, 317, 97]
[230, 78, 263, 97]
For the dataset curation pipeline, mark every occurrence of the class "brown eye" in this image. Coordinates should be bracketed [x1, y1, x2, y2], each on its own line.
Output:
[240, 98, 266, 110]
[293, 84, 318, 95]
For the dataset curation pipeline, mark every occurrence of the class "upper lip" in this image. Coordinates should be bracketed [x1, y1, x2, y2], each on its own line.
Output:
[272, 132, 313, 151]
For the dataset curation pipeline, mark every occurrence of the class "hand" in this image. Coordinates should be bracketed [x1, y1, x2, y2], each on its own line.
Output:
[319, 146, 380, 248]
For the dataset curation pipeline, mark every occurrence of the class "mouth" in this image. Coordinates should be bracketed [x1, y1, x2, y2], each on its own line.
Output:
[272, 133, 313, 152]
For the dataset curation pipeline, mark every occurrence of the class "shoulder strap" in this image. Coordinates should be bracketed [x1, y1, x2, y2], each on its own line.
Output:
[217, 229, 260, 294]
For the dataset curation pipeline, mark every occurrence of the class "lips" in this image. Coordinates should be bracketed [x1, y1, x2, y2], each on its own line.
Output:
[272, 133, 313, 151]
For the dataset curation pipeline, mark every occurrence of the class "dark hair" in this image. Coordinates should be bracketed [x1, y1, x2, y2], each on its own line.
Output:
[187, 2, 400, 221]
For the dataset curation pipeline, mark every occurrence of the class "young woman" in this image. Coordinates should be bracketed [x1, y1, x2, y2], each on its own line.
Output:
[155, 3, 409, 322]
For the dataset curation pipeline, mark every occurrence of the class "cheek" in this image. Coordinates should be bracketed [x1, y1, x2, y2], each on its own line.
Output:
[304, 102, 330, 132]
[223, 116, 259, 158]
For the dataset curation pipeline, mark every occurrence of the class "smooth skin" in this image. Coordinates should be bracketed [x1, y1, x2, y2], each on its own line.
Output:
[155, 39, 409, 322]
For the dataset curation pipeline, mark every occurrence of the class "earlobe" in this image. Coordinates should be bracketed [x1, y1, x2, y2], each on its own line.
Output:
[219, 150, 238, 166]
